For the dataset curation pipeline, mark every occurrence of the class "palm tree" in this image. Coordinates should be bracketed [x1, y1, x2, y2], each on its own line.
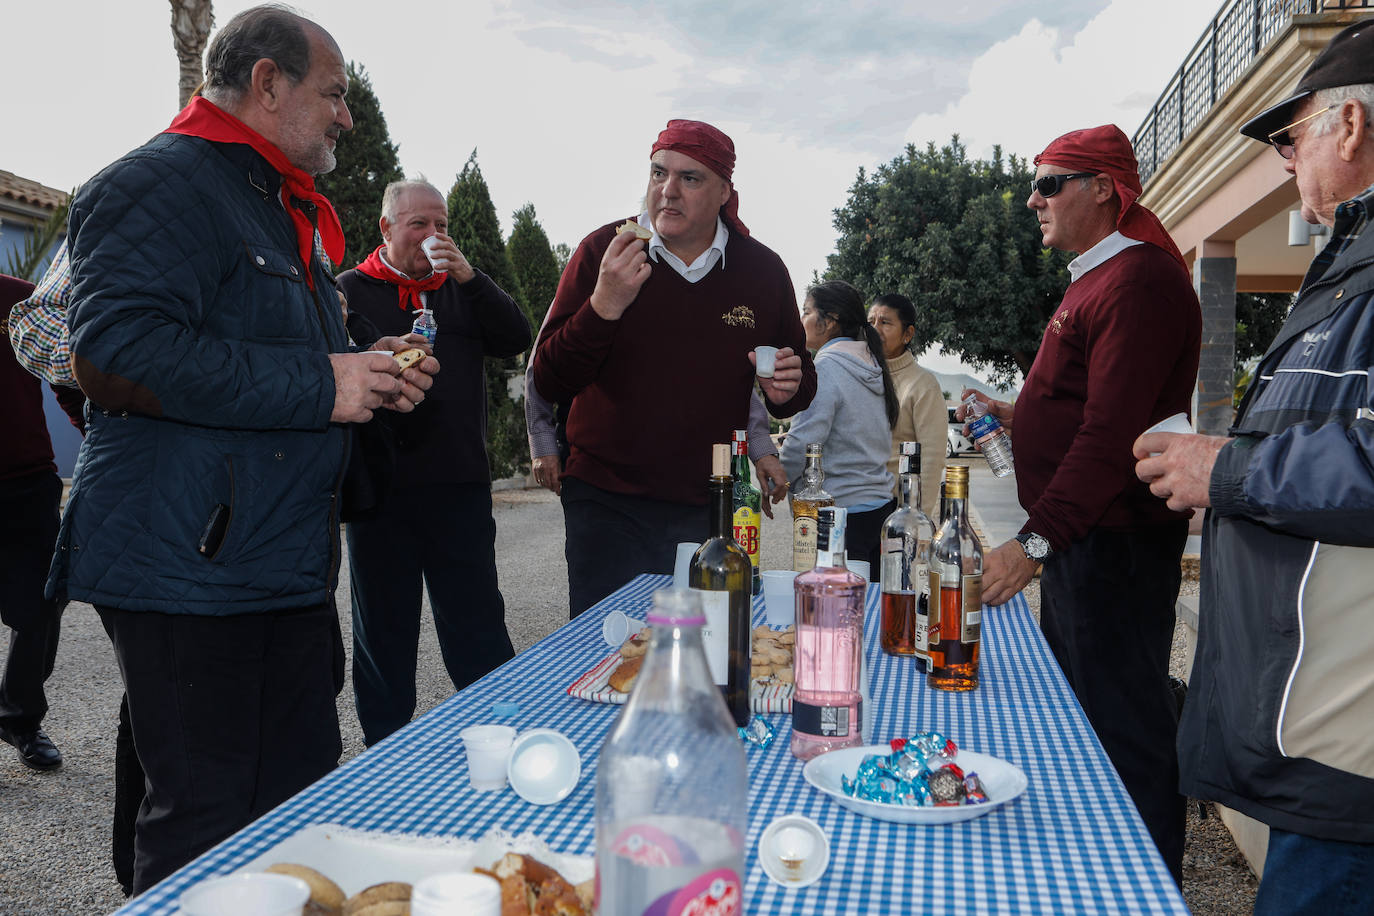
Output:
[170, 0, 215, 107]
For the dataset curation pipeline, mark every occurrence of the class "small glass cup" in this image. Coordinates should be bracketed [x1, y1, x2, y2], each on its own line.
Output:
[754, 345, 779, 378]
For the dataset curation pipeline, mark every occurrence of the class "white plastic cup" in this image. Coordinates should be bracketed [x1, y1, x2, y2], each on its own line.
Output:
[754, 345, 779, 378]
[673, 542, 700, 591]
[411, 872, 502, 916]
[758, 814, 830, 888]
[421, 235, 447, 272]
[1143, 412, 1195, 455]
[180, 873, 310, 916]
[506, 728, 581, 805]
[848, 559, 871, 582]
[761, 569, 798, 627]
[602, 610, 632, 647]
[459, 724, 517, 791]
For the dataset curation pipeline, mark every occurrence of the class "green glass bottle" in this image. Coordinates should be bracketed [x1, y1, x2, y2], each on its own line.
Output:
[731, 429, 762, 596]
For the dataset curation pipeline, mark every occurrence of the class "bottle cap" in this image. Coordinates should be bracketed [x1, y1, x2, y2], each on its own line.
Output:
[490, 700, 520, 719]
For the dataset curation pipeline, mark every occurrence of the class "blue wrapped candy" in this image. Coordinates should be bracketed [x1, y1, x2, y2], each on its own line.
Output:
[738, 716, 776, 749]
[844, 732, 983, 808]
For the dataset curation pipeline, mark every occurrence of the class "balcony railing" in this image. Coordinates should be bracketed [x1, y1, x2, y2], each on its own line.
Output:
[1133, 0, 1373, 185]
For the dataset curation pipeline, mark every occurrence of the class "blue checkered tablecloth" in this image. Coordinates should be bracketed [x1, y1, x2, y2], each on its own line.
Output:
[115, 575, 1188, 915]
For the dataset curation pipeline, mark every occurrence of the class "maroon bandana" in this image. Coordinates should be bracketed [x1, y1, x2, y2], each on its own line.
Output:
[1035, 124, 1185, 269]
[651, 119, 749, 237]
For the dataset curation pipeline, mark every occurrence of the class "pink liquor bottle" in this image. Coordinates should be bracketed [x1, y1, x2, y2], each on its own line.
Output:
[790, 506, 867, 760]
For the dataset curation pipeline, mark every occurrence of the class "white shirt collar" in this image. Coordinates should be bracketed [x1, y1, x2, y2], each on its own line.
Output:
[1067, 231, 1142, 282]
[644, 214, 729, 283]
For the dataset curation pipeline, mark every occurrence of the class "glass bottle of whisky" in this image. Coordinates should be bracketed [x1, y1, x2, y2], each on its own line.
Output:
[879, 442, 935, 666]
[730, 430, 762, 596]
[927, 465, 982, 691]
[790, 443, 834, 572]
[689, 444, 754, 726]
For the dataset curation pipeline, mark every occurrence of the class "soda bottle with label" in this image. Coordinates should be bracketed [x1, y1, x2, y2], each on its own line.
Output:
[595, 589, 748, 916]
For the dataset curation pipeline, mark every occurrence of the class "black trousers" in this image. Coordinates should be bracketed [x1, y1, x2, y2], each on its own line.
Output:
[845, 499, 897, 584]
[1039, 522, 1188, 885]
[99, 604, 341, 894]
[562, 477, 709, 618]
[0, 471, 64, 732]
[347, 481, 513, 746]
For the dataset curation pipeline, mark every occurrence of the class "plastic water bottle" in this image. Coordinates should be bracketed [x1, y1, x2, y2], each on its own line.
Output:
[963, 393, 1014, 478]
[411, 308, 438, 346]
[595, 589, 747, 916]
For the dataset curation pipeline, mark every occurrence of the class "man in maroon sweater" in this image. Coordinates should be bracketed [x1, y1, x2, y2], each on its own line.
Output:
[534, 120, 817, 616]
[0, 273, 69, 771]
[961, 125, 1200, 882]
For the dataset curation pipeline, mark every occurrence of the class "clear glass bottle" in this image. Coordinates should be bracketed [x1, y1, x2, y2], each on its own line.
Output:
[595, 590, 747, 916]
[689, 444, 753, 728]
[790, 506, 866, 760]
[963, 393, 1013, 478]
[790, 443, 834, 572]
[879, 442, 935, 667]
[927, 465, 983, 691]
[411, 307, 438, 346]
[730, 429, 762, 596]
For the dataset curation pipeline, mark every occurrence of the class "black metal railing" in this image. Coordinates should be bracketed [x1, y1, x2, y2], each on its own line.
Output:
[1134, 0, 1373, 184]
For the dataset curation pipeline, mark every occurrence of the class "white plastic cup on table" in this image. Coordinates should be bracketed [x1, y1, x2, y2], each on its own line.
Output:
[179, 873, 309, 916]
[761, 569, 799, 627]
[506, 728, 581, 805]
[754, 345, 779, 378]
[411, 872, 501, 916]
[673, 541, 699, 590]
[459, 724, 517, 791]
[602, 609, 632, 647]
[421, 235, 447, 272]
[758, 814, 831, 888]
[848, 559, 870, 582]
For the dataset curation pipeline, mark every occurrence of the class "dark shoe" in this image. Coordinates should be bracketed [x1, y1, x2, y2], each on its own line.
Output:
[0, 725, 63, 771]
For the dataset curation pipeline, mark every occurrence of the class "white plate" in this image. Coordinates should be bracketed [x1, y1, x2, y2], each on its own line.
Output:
[802, 745, 1028, 824]
[208, 824, 590, 897]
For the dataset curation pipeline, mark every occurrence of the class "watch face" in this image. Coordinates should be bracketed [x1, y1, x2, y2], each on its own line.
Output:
[1020, 534, 1049, 560]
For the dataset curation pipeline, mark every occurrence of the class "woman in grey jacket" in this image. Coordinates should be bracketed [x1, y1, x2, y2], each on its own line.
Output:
[780, 280, 898, 578]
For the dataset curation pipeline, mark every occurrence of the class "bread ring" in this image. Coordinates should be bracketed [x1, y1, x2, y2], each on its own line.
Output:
[343, 882, 411, 915]
[265, 863, 344, 914]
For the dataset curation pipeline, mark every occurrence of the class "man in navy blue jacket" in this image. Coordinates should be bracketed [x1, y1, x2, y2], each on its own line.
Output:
[1137, 21, 1374, 916]
[54, 6, 434, 893]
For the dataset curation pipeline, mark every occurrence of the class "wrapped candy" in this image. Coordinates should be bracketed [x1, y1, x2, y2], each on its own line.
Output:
[738, 716, 776, 749]
[843, 732, 986, 808]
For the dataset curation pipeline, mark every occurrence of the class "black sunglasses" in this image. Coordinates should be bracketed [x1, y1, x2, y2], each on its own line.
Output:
[1030, 172, 1098, 198]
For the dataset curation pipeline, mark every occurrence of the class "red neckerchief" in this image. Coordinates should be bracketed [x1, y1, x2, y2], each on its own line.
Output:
[164, 97, 346, 287]
[354, 245, 447, 311]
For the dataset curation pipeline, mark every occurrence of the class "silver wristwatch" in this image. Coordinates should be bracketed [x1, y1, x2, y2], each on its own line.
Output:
[1016, 532, 1051, 562]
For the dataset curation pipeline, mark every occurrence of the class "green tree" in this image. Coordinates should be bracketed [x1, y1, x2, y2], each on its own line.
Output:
[315, 63, 404, 267]
[507, 203, 562, 333]
[446, 151, 530, 479]
[827, 137, 1073, 386]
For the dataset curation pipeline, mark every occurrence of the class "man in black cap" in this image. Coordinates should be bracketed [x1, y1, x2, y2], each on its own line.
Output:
[1133, 19, 1374, 915]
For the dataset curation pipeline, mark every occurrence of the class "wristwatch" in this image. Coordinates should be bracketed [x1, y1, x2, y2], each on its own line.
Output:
[1016, 532, 1052, 562]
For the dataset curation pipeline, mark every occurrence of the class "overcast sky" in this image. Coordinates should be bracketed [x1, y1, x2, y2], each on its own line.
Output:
[3, 0, 1220, 376]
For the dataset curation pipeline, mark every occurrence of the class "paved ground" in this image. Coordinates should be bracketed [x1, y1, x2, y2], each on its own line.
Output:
[0, 459, 1256, 914]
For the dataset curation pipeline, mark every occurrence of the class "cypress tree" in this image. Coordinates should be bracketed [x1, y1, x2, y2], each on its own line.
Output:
[507, 203, 562, 333]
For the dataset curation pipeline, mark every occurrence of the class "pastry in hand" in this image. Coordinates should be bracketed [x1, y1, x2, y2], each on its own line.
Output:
[616, 219, 652, 242]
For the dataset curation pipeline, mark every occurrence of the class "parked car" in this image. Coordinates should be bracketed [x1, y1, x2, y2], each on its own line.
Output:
[947, 407, 976, 457]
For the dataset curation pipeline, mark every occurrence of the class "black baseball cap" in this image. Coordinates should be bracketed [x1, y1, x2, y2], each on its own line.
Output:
[1240, 18, 1374, 142]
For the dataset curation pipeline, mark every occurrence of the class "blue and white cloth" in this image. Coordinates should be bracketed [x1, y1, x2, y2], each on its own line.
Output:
[116, 576, 1187, 915]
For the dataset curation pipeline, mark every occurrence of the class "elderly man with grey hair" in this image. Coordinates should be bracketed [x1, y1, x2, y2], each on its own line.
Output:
[336, 179, 529, 747]
[1135, 20, 1374, 915]
[54, 4, 437, 893]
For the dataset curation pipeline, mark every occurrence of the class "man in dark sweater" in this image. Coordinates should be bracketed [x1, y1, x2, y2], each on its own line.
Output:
[533, 120, 818, 616]
[336, 180, 531, 745]
[961, 125, 1200, 883]
[0, 274, 69, 772]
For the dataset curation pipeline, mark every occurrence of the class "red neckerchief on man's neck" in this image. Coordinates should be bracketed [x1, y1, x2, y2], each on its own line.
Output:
[164, 97, 346, 288]
[354, 245, 447, 311]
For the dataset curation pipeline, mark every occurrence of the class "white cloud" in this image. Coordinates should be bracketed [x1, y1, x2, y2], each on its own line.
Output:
[903, 0, 1220, 162]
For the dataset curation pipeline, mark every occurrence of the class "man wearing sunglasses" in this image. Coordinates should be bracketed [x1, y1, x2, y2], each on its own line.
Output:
[963, 123, 1201, 883]
[1134, 20, 1374, 914]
